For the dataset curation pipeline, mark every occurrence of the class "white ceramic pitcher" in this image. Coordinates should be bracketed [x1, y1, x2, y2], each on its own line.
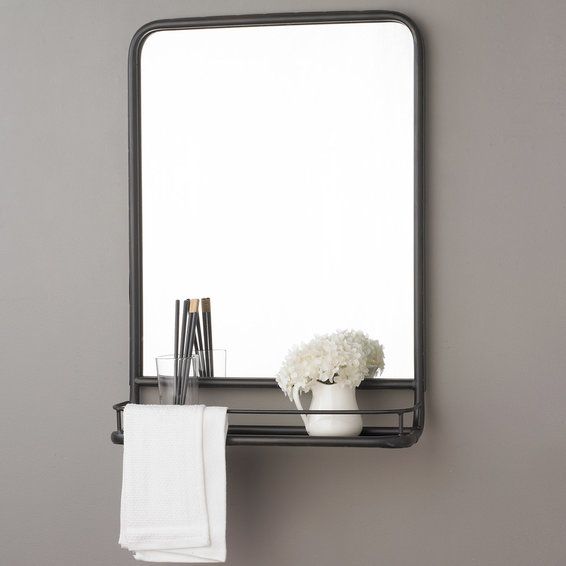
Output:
[292, 381, 363, 437]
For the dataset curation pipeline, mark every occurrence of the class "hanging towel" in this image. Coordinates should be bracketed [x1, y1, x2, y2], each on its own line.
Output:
[119, 404, 228, 563]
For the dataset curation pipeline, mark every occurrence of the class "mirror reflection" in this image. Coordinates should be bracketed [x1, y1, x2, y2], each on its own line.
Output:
[141, 22, 415, 379]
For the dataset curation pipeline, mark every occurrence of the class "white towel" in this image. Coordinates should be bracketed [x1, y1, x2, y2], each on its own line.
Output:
[119, 404, 228, 563]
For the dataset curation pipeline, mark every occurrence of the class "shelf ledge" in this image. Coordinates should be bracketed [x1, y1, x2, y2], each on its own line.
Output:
[134, 377, 416, 389]
[112, 427, 421, 448]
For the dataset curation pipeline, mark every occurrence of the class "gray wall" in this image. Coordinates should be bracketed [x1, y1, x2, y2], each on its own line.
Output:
[2, 1, 566, 565]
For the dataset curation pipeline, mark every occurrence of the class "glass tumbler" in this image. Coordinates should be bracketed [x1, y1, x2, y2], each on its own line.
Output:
[156, 354, 199, 405]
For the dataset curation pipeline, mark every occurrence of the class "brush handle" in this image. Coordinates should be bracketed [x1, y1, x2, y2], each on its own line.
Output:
[172, 300, 180, 404]
[181, 317, 197, 403]
[173, 300, 180, 359]
[207, 312, 214, 377]
[201, 298, 213, 377]
[202, 312, 210, 377]
[179, 299, 199, 403]
[176, 300, 189, 403]
[195, 316, 205, 377]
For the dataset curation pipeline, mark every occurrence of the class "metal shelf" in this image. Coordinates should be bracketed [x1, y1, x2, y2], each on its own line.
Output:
[111, 378, 423, 448]
[112, 426, 421, 448]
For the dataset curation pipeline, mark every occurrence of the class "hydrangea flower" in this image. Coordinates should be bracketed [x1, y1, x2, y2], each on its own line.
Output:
[276, 330, 385, 397]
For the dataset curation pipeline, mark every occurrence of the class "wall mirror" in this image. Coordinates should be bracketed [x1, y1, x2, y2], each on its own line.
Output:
[129, 12, 424, 390]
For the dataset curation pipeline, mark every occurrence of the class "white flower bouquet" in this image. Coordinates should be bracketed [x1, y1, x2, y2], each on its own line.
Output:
[276, 330, 385, 397]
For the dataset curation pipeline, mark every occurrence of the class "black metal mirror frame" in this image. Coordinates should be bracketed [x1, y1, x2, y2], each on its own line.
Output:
[115, 10, 425, 448]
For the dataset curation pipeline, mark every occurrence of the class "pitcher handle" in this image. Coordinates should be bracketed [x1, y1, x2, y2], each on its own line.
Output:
[292, 385, 309, 428]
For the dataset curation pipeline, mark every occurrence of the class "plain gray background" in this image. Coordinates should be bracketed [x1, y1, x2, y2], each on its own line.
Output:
[2, 1, 566, 565]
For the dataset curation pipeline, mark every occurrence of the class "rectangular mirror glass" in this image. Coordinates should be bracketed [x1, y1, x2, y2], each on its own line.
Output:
[136, 17, 420, 380]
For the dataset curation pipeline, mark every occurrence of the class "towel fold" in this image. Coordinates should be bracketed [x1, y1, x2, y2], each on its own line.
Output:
[119, 404, 228, 563]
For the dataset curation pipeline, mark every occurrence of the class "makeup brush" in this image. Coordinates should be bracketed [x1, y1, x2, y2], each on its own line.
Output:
[201, 298, 213, 377]
[173, 300, 180, 403]
[207, 300, 214, 377]
[201, 298, 210, 376]
[176, 299, 189, 404]
[181, 299, 199, 402]
[178, 299, 190, 402]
